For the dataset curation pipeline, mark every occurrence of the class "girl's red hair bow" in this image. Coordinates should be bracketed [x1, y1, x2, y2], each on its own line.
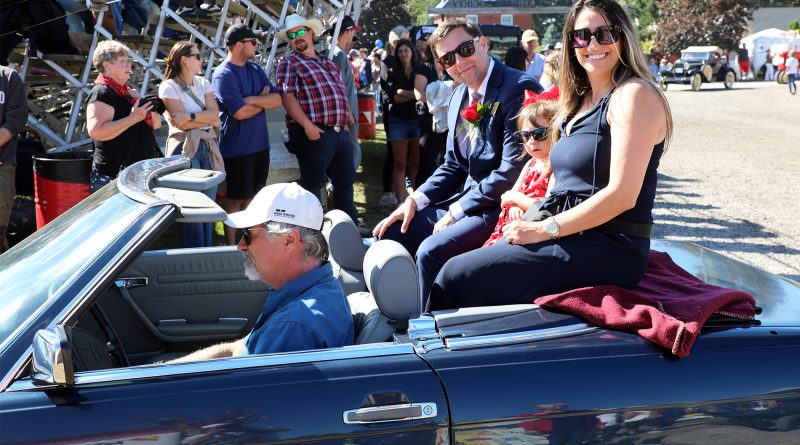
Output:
[523, 86, 560, 107]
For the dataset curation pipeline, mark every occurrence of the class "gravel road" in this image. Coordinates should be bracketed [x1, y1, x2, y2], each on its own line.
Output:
[653, 80, 800, 281]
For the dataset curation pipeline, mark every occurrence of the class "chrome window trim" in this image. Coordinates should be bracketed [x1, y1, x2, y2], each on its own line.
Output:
[7, 343, 414, 392]
[444, 323, 599, 351]
[0, 206, 175, 392]
[118, 156, 191, 205]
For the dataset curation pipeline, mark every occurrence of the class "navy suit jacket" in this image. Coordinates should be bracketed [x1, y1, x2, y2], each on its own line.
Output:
[416, 62, 542, 219]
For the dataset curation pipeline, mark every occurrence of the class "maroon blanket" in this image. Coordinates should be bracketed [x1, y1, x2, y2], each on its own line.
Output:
[534, 250, 756, 357]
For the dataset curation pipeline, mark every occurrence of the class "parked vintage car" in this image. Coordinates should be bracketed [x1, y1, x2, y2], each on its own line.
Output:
[2, 157, 800, 444]
[659, 46, 737, 91]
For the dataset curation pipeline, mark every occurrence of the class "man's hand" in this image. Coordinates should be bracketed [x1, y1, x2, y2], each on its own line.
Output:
[432, 211, 456, 233]
[303, 122, 324, 141]
[373, 197, 417, 238]
[260, 85, 271, 96]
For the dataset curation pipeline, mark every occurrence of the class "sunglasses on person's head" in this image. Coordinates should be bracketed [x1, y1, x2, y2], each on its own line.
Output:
[513, 127, 549, 143]
[436, 37, 479, 68]
[235, 226, 268, 245]
[569, 25, 619, 48]
[288, 28, 309, 40]
[240, 38, 259, 45]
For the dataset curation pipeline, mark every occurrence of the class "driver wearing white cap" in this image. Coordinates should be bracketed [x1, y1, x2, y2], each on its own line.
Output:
[174, 183, 353, 361]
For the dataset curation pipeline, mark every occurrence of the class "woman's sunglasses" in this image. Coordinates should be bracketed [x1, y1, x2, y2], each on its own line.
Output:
[288, 28, 308, 40]
[235, 226, 268, 245]
[186, 53, 202, 60]
[568, 25, 619, 48]
[436, 38, 478, 68]
[513, 127, 549, 143]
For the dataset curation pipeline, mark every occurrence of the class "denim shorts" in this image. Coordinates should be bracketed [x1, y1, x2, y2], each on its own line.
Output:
[386, 116, 421, 142]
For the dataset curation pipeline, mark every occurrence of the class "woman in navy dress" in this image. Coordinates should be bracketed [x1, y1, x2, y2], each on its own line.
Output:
[428, 0, 673, 310]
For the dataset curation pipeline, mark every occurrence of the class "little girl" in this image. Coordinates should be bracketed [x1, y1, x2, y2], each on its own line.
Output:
[484, 87, 559, 247]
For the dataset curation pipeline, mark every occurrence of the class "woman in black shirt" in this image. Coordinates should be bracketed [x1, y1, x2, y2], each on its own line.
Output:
[86, 40, 162, 192]
[382, 39, 421, 203]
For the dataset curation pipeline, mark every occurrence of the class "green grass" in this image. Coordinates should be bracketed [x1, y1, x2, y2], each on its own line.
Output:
[354, 124, 390, 228]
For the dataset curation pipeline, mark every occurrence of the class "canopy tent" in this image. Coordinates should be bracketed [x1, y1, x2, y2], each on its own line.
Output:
[741, 28, 800, 72]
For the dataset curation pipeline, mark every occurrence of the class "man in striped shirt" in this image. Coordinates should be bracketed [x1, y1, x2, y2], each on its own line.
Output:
[276, 14, 358, 222]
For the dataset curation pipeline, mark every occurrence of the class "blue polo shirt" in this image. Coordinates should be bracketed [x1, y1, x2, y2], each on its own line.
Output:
[212, 60, 274, 159]
[244, 262, 354, 355]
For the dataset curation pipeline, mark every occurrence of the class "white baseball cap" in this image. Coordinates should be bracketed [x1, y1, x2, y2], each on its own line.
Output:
[224, 183, 323, 230]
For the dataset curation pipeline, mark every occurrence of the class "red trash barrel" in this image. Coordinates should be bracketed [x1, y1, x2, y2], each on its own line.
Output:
[357, 93, 376, 140]
[32, 152, 92, 229]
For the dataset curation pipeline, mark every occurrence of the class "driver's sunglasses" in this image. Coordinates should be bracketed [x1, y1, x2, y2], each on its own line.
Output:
[568, 25, 619, 48]
[513, 127, 549, 143]
[236, 226, 268, 245]
[288, 28, 308, 40]
[436, 37, 479, 68]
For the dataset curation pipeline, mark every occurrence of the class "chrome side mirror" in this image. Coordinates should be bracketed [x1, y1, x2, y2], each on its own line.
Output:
[31, 326, 75, 387]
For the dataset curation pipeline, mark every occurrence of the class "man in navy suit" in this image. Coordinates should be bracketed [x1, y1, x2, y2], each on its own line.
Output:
[373, 17, 541, 307]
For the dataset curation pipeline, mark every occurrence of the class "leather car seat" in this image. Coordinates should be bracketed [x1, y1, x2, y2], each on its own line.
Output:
[348, 240, 421, 344]
[321, 210, 367, 295]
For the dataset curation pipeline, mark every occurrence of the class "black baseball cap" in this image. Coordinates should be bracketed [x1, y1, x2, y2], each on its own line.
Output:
[326, 15, 362, 35]
[225, 24, 263, 46]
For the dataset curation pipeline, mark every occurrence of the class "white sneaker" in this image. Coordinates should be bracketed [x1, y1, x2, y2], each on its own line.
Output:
[378, 194, 398, 209]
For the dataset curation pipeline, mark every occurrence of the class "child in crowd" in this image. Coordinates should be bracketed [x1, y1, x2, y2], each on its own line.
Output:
[484, 87, 559, 247]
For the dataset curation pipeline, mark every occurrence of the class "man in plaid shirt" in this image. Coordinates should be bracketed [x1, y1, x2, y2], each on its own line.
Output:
[276, 14, 358, 222]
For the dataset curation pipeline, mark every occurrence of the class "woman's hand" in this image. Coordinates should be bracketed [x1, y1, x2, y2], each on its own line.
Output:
[502, 220, 547, 245]
[130, 100, 153, 122]
[171, 112, 191, 127]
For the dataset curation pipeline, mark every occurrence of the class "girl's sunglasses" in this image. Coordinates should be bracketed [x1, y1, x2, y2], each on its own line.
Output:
[436, 38, 478, 68]
[513, 127, 549, 143]
[288, 28, 308, 40]
[568, 25, 619, 48]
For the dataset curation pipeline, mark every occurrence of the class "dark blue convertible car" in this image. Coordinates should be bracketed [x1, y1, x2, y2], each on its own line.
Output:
[2, 157, 800, 444]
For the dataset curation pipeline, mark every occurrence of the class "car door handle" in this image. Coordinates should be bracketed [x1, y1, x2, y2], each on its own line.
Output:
[343, 403, 437, 424]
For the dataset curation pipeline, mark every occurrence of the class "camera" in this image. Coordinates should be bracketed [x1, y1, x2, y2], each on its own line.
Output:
[138, 94, 166, 114]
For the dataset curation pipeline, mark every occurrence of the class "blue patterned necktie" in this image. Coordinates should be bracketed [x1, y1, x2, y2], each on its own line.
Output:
[455, 91, 483, 158]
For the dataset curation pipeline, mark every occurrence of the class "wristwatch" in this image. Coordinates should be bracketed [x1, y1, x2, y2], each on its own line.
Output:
[189, 112, 196, 121]
[545, 216, 561, 240]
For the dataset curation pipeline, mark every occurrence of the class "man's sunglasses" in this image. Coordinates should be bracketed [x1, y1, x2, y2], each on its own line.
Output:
[513, 127, 549, 143]
[288, 28, 308, 40]
[240, 38, 259, 46]
[436, 37, 478, 68]
[568, 25, 619, 48]
[235, 226, 268, 245]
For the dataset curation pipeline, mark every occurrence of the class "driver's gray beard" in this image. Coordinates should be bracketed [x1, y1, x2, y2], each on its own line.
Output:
[243, 252, 261, 281]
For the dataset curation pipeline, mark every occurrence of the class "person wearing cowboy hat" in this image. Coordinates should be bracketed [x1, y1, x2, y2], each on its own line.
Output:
[212, 23, 281, 245]
[275, 14, 359, 225]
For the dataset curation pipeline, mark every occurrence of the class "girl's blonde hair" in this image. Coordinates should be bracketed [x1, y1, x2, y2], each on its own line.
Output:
[554, 0, 672, 148]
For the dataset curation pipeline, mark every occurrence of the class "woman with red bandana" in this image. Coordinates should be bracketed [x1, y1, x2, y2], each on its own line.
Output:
[87, 40, 162, 192]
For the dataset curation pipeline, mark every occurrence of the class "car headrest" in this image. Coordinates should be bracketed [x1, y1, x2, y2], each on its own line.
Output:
[363, 240, 420, 321]
[321, 210, 366, 270]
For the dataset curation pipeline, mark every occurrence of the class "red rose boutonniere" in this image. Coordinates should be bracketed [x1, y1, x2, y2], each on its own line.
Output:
[460, 101, 494, 128]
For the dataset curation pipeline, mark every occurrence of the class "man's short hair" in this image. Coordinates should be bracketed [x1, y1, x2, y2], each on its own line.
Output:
[265, 221, 329, 262]
[428, 17, 482, 59]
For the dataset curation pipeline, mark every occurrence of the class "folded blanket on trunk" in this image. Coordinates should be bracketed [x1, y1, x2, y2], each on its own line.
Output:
[534, 250, 756, 357]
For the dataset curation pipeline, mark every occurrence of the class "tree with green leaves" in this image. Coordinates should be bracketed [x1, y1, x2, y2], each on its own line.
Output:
[621, 0, 658, 39]
[655, 0, 759, 55]
[406, 0, 438, 25]
[790, 19, 800, 30]
[359, 0, 415, 49]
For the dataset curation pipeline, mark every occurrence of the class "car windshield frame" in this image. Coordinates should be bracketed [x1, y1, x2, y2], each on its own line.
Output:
[0, 185, 147, 349]
[681, 52, 713, 61]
